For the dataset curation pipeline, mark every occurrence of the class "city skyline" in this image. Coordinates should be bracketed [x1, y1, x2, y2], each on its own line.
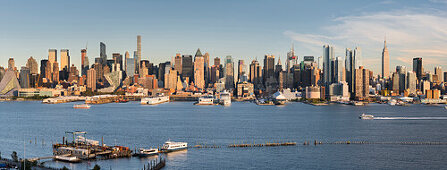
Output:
[1, 0, 447, 75]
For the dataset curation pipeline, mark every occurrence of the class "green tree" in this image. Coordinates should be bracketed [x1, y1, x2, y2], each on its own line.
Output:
[62, 166, 69, 170]
[93, 164, 101, 170]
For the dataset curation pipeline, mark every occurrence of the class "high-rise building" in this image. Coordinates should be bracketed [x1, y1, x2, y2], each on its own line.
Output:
[52, 62, 59, 83]
[164, 68, 178, 90]
[112, 53, 123, 71]
[100, 42, 107, 66]
[203, 52, 210, 87]
[334, 56, 344, 82]
[263, 55, 275, 84]
[224, 55, 235, 89]
[286, 43, 297, 73]
[214, 57, 220, 66]
[396, 66, 407, 94]
[406, 71, 417, 95]
[48, 49, 57, 68]
[182, 55, 193, 82]
[413, 57, 423, 80]
[87, 68, 96, 91]
[323, 45, 334, 84]
[193, 49, 205, 89]
[60, 49, 70, 71]
[354, 66, 369, 100]
[81, 49, 89, 76]
[174, 53, 182, 75]
[19, 67, 30, 88]
[249, 59, 261, 87]
[382, 39, 390, 79]
[126, 58, 135, 77]
[434, 66, 443, 82]
[136, 35, 142, 73]
[26, 57, 38, 75]
[40, 60, 48, 79]
[7, 58, 15, 71]
[124, 51, 130, 72]
[238, 60, 246, 82]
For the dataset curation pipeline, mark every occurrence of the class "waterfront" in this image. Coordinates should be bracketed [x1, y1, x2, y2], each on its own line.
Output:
[1, 101, 447, 169]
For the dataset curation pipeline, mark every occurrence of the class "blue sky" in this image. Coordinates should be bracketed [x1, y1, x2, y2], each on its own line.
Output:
[1, 0, 446, 74]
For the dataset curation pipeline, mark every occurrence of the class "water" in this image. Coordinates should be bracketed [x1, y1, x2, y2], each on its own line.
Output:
[1, 101, 447, 169]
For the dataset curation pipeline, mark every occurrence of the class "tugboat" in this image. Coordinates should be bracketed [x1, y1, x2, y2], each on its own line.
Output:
[359, 113, 374, 120]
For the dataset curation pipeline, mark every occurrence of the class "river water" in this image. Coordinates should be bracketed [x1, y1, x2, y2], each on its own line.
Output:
[1, 101, 447, 169]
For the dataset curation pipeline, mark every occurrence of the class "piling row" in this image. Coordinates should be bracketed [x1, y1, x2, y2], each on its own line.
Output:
[304, 140, 447, 145]
[228, 141, 296, 147]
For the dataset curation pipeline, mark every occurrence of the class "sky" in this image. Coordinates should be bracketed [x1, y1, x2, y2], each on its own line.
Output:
[0, 0, 446, 75]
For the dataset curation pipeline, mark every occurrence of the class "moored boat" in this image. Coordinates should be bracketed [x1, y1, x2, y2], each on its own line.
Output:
[219, 91, 231, 106]
[54, 155, 81, 163]
[73, 104, 91, 109]
[141, 96, 170, 105]
[160, 140, 187, 152]
[135, 148, 159, 157]
[194, 95, 215, 105]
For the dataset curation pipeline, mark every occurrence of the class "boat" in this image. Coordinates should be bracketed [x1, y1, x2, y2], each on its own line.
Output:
[353, 101, 364, 106]
[388, 99, 397, 106]
[73, 104, 91, 109]
[219, 91, 231, 106]
[194, 95, 215, 105]
[54, 155, 81, 163]
[135, 148, 159, 157]
[160, 140, 187, 152]
[445, 106, 447, 110]
[141, 96, 169, 105]
[359, 113, 374, 120]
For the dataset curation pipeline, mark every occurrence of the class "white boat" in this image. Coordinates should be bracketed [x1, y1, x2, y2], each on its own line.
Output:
[445, 106, 447, 110]
[73, 104, 90, 109]
[160, 140, 187, 152]
[388, 99, 397, 106]
[54, 155, 81, 163]
[219, 91, 231, 106]
[194, 95, 215, 105]
[353, 101, 364, 106]
[141, 96, 169, 105]
[136, 148, 159, 157]
[359, 113, 374, 120]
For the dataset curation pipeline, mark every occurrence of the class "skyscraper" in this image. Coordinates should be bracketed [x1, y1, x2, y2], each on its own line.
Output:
[48, 49, 57, 67]
[224, 55, 235, 90]
[204, 52, 210, 87]
[334, 56, 344, 82]
[194, 49, 205, 89]
[87, 68, 96, 91]
[238, 60, 246, 82]
[19, 67, 30, 88]
[412, 57, 423, 80]
[81, 49, 89, 76]
[126, 58, 135, 77]
[263, 55, 275, 84]
[137, 35, 142, 73]
[124, 51, 130, 73]
[100, 42, 107, 66]
[323, 45, 334, 84]
[174, 53, 182, 75]
[60, 49, 70, 71]
[434, 66, 443, 82]
[382, 39, 390, 79]
[182, 55, 193, 82]
[249, 59, 261, 88]
[286, 43, 297, 73]
[26, 57, 38, 75]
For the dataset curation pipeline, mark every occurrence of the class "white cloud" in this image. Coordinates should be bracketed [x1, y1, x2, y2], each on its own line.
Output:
[284, 9, 447, 74]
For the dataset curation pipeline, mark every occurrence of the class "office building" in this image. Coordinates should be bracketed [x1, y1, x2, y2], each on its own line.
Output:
[19, 67, 30, 88]
[136, 35, 142, 73]
[263, 55, 275, 84]
[182, 55, 193, 82]
[87, 68, 96, 91]
[382, 39, 390, 79]
[194, 49, 205, 89]
[225, 55, 235, 89]
[100, 42, 107, 66]
[323, 45, 334, 84]
[60, 49, 70, 71]
[174, 53, 182, 75]
[26, 57, 38, 75]
[434, 66, 443, 82]
[413, 57, 423, 80]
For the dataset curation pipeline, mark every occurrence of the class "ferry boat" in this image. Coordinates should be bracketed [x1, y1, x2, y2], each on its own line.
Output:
[73, 104, 91, 109]
[141, 96, 170, 105]
[136, 148, 159, 157]
[219, 91, 231, 106]
[194, 95, 215, 105]
[353, 101, 364, 106]
[359, 113, 374, 120]
[160, 140, 188, 152]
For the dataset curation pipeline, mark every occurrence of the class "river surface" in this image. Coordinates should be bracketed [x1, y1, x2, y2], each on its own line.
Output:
[1, 101, 447, 169]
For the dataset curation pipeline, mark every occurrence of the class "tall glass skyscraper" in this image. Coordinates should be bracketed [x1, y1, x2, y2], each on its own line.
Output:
[323, 45, 334, 84]
[100, 42, 107, 66]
